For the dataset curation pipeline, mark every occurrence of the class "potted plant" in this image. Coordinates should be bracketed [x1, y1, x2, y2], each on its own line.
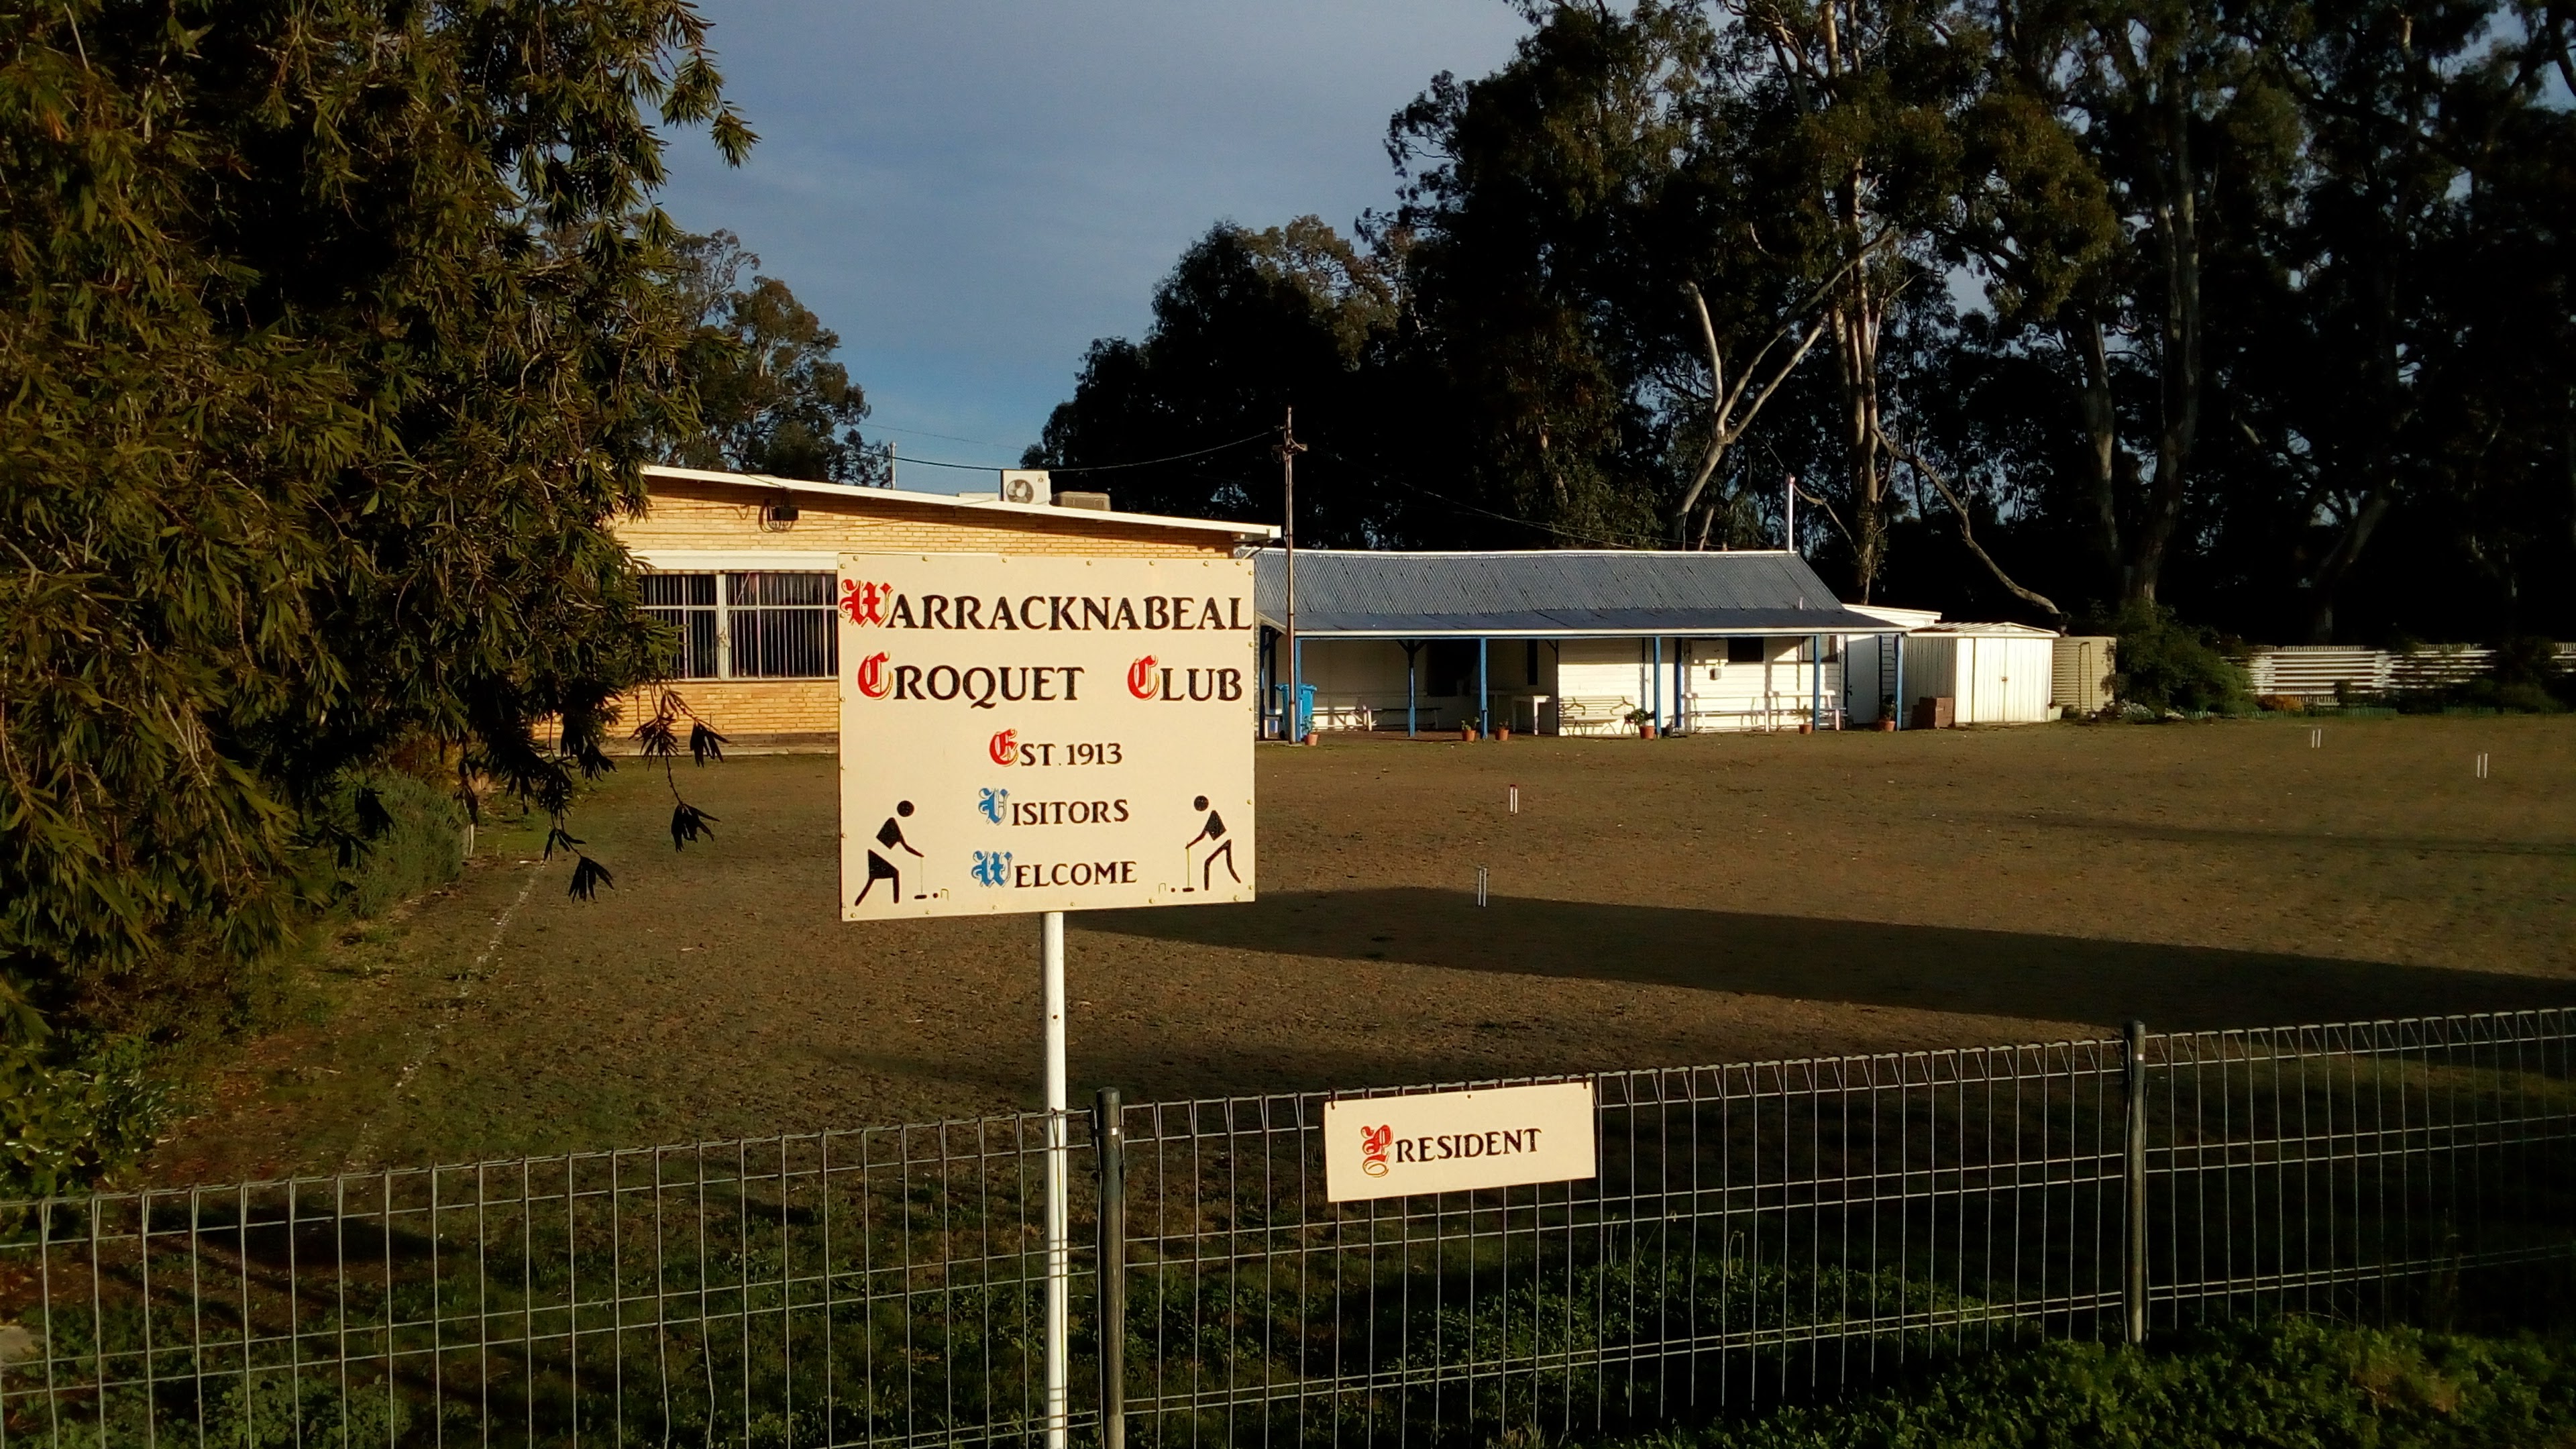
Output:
[1624, 706, 1656, 739]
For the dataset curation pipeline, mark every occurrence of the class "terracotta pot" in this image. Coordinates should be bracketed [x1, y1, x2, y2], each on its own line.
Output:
[1460, 725, 1478, 741]
[1496, 727, 1511, 741]
[1876, 718, 1896, 733]
[1639, 723, 1657, 739]
[1799, 722, 1814, 735]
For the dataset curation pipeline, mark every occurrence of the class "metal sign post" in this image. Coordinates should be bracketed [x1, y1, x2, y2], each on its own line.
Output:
[1042, 910, 1070, 1448]
[835, 552, 1258, 1449]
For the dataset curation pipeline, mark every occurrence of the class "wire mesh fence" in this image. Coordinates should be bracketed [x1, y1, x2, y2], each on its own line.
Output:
[0, 1118, 1093, 1448]
[1, 1010, 2569, 1447]
[1116, 1036, 2133, 1448]
[2148, 1015, 2576, 1328]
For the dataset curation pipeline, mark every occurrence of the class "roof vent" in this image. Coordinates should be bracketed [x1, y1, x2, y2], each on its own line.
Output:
[999, 469, 1053, 506]
[1055, 491, 1111, 511]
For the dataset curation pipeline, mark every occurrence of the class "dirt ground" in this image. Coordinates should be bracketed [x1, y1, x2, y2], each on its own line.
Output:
[146, 715, 2576, 1185]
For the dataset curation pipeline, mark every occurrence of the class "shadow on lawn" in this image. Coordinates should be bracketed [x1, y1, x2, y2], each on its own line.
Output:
[1082, 888, 2576, 1033]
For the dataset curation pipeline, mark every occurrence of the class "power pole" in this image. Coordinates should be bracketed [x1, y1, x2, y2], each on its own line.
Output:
[1784, 474, 1797, 554]
[1279, 409, 1308, 743]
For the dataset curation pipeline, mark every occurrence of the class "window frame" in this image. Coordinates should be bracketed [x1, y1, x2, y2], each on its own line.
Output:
[641, 569, 839, 682]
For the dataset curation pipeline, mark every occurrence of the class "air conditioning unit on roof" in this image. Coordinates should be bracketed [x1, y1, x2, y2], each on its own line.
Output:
[999, 469, 1053, 506]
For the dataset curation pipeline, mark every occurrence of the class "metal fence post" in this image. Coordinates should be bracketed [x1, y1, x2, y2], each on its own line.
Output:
[2123, 1018, 2149, 1346]
[1094, 1087, 1126, 1449]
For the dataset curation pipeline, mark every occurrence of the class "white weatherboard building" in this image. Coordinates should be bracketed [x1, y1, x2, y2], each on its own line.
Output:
[1251, 550, 1914, 735]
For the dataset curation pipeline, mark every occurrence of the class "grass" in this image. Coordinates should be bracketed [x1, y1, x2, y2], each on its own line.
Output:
[1597, 1318, 2576, 1449]
[144, 714, 2576, 1184]
[0, 769, 484, 1200]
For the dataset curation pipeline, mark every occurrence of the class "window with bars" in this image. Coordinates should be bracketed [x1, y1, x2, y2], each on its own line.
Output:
[641, 572, 838, 680]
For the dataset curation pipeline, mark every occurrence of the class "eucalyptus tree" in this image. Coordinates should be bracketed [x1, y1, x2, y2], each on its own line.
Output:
[1024, 217, 1419, 545]
[1384, 2, 1716, 548]
[0, 1, 745, 1033]
[665, 231, 885, 486]
[1936, 0, 2302, 608]
[1383, 0, 1980, 591]
[1706, 0, 1977, 596]
[2241, 0, 2575, 637]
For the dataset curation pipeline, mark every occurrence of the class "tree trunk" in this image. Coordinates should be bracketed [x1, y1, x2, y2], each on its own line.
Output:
[1834, 152, 1888, 601]
[1836, 296, 1888, 599]
[2301, 242, 2403, 642]
[2067, 309, 2123, 578]
[2127, 73, 2202, 603]
[2301, 491, 2392, 641]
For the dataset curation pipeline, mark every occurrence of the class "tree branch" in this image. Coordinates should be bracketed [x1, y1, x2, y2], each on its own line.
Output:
[1880, 428, 2064, 621]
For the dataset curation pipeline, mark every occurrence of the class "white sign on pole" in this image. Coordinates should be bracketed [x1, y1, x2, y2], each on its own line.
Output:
[836, 553, 1258, 920]
[835, 549, 1258, 1449]
[1323, 1082, 1598, 1203]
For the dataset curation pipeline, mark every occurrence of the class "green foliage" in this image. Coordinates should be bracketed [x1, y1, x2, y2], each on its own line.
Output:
[329, 770, 466, 921]
[0, 2, 744, 1042]
[1027, 216, 1415, 543]
[2476, 637, 2573, 712]
[1603, 1319, 2576, 1449]
[203, 1373, 413, 1449]
[2109, 602, 2255, 716]
[1035, 0, 2576, 639]
[665, 229, 885, 484]
[0, 1034, 170, 1199]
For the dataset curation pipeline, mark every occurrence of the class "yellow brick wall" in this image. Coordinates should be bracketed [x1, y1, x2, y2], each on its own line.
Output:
[610, 478, 1250, 748]
[626, 679, 838, 741]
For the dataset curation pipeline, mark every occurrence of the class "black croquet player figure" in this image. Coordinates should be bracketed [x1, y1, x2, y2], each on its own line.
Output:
[856, 800, 926, 905]
[1182, 795, 1238, 894]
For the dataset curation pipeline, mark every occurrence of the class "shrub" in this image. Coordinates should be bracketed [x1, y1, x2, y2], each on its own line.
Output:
[0, 1034, 170, 1199]
[2473, 636, 2573, 713]
[331, 770, 466, 922]
[2109, 602, 2254, 716]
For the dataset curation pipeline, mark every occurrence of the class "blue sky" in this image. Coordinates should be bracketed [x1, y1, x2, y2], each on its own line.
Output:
[655, 2, 1529, 490]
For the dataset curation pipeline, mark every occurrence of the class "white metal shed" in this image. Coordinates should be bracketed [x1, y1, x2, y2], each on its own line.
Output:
[1902, 624, 2059, 724]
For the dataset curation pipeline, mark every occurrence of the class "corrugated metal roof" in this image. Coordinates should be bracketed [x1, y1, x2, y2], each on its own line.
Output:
[1254, 549, 1906, 637]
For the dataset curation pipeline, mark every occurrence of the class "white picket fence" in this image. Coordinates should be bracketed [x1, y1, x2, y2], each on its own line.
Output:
[2243, 643, 2576, 699]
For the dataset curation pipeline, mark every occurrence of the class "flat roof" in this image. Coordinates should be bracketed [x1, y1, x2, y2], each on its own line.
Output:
[1254, 548, 1910, 638]
[641, 464, 1279, 543]
[1911, 623, 2063, 639]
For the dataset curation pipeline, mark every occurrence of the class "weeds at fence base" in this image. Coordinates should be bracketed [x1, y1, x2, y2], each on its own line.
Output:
[1591, 1318, 2576, 1449]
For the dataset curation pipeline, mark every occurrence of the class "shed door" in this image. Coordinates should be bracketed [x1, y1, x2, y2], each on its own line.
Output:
[2012, 641, 2049, 720]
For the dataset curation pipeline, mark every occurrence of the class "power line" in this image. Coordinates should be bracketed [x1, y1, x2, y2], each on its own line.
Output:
[1043, 430, 1281, 474]
[867, 421, 1018, 449]
[887, 429, 1277, 476]
[883, 451, 1021, 474]
[879, 420, 1660, 549]
[1378, 474, 1664, 549]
